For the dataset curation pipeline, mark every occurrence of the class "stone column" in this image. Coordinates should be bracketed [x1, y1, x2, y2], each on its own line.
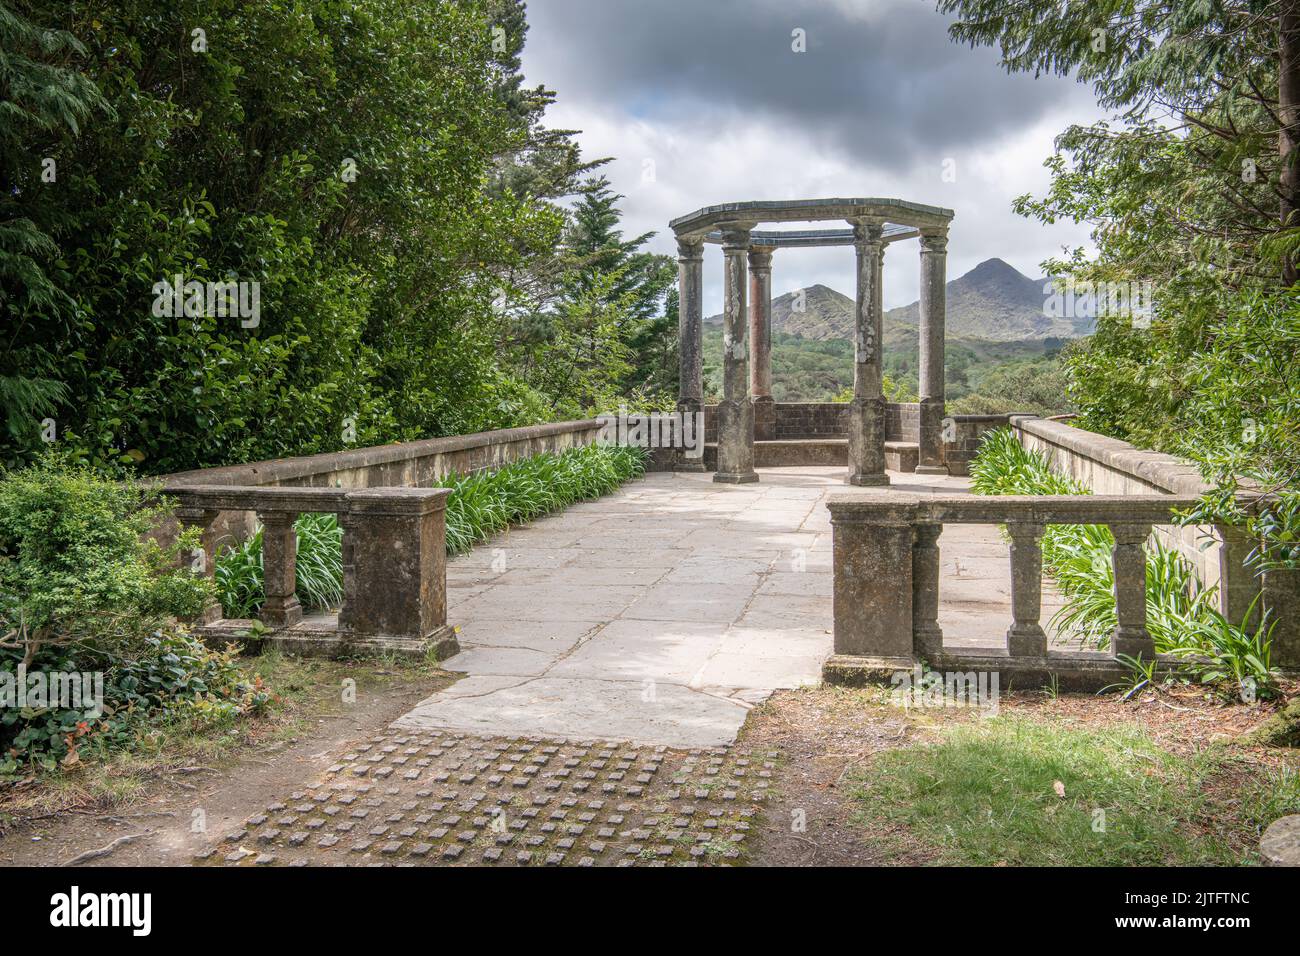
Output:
[1110, 522, 1155, 659]
[339, 488, 458, 659]
[748, 246, 775, 441]
[175, 506, 222, 624]
[846, 220, 888, 486]
[714, 224, 758, 483]
[1006, 521, 1047, 656]
[912, 524, 944, 660]
[916, 229, 949, 475]
[675, 237, 706, 471]
[258, 510, 302, 627]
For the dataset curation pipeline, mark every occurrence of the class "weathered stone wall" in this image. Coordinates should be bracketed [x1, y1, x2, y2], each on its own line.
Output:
[702, 402, 920, 443]
[1009, 415, 1260, 625]
[942, 414, 1012, 477]
[165, 420, 602, 546]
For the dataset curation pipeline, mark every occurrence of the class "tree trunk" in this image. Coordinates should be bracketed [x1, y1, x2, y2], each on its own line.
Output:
[1280, 1, 1300, 284]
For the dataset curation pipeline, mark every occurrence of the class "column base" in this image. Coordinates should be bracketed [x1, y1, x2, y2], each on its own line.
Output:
[1112, 628, 1156, 660]
[845, 472, 890, 487]
[714, 471, 759, 484]
[914, 625, 944, 662]
[261, 597, 303, 628]
[1007, 625, 1048, 658]
[822, 654, 914, 687]
[914, 464, 949, 477]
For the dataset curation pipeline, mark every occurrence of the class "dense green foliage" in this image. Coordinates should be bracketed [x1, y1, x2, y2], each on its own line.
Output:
[0, 456, 267, 771]
[0, 1, 673, 474]
[214, 442, 647, 616]
[942, 0, 1300, 567]
[970, 430, 1276, 693]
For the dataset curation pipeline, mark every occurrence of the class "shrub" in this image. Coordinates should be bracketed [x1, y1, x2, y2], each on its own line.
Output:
[0, 454, 266, 773]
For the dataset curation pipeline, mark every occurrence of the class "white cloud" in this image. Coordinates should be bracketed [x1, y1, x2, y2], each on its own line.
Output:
[524, 0, 1104, 312]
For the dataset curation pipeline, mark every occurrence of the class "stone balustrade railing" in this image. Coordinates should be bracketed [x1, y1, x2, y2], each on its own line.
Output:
[823, 492, 1230, 689]
[163, 483, 457, 660]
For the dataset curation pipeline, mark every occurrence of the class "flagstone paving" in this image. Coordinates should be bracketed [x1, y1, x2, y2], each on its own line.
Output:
[396, 465, 1064, 747]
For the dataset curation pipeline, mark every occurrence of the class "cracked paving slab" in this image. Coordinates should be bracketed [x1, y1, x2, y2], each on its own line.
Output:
[397, 466, 1015, 747]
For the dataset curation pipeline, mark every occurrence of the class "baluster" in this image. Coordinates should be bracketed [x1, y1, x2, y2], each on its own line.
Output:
[176, 506, 222, 624]
[258, 510, 303, 626]
[1006, 520, 1047, 656]
[1109, 522, 1154, 659]
[912, 523, 944, 659]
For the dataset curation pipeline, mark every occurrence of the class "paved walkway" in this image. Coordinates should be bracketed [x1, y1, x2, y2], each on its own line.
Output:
[395, 466, 1063, 747]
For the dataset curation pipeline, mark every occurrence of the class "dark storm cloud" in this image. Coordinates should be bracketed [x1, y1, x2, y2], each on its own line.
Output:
[522, 0, 1095, 170]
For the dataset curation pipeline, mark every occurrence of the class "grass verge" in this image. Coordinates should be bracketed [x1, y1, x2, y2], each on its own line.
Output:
[849, 713, 1300, 865]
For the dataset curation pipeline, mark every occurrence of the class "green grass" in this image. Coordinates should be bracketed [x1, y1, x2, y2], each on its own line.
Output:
[850, 716, 1300, 865]
[969, 428, 1277, 692]
[214, 442, 646, 615]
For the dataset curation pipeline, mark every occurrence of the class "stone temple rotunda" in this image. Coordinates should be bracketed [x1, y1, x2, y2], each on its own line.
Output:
[669, 198, 954, 485]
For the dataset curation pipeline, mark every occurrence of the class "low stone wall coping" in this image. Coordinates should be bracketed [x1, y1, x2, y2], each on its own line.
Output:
[163, 420, 601, 488]
[826, 492, 1207, 525]
[1010, 415, 1211, 496]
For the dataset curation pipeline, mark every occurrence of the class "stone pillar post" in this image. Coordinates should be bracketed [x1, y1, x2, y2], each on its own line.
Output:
[748, 246, 775, 441]
[1110, 522, 1155, 659]
[258, 510, 303, 627]
[1006, 521, 1047, 656]
[175, 506, 222, 624]
[714, 223, 758, 483]
[828, 497, 917, 659]
[339, 488, 458, 658]
[675, 236, 706, 472]
[912, 524, 944, 660]
[846, 220, 888, 486]
[916, 229, 949, 475]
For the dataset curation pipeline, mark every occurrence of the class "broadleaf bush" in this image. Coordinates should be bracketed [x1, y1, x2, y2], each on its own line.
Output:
[0, 454, 269, 773]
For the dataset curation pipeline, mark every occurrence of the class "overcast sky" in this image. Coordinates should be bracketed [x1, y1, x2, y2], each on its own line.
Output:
[520, 0, 1104, 312]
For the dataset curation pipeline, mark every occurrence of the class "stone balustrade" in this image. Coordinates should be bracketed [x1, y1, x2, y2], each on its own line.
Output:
[163, 483, 457, 660]
[822, 492, 1242, 689]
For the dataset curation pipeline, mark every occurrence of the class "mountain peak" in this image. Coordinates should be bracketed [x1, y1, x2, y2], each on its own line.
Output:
[704, 258, 1090, 342]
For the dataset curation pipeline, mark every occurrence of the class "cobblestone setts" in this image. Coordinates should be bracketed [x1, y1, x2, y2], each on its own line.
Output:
[197, 730, 777, 867]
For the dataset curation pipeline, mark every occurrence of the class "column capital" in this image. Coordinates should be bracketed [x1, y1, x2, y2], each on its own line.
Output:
[851, 219, 885, 245]
[675, 236, 704, 260]
[747, 246, 774, 270]
[919, 228, 949, 253]
[717, 221, 754, 250]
